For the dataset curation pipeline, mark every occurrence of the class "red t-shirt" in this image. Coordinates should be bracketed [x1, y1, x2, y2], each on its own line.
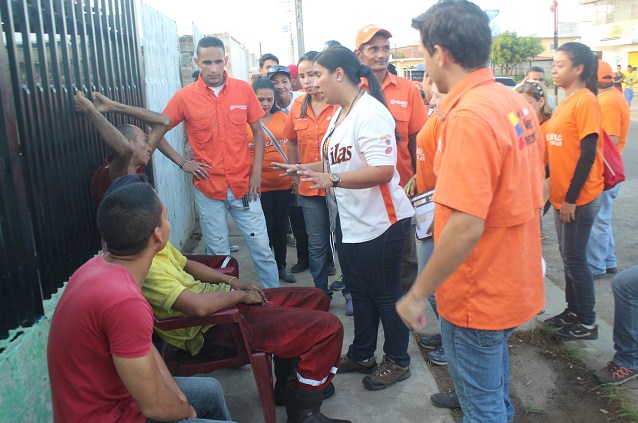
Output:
[48, 255, 154, 422]
[91, 156, 146, 209]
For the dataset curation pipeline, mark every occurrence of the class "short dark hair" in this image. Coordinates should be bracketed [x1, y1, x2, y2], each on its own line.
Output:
[259, 53, 279, 68]
[116, 124, 141, 142]
[527, 66, 545, 75]
[97, 183, 163, 256]
[197, 36, 225, 56]
[557, 42, 598, 95]
[251, 77, 279, 114]
[412, 0, 491, 70]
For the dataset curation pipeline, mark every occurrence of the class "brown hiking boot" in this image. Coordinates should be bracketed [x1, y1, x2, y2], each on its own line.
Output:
[337, 354, 376, 374]
[362, 355, 411, 391]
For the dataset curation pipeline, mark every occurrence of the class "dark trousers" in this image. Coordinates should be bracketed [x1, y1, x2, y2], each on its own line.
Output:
[289, 198, 309, 263]
[336, 217, 411, 367]
[261, 190, 293, 268]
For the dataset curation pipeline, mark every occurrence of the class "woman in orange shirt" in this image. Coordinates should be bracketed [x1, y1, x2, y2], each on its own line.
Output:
[247, 77, 296, 283]
[542, 42, 603, 341]
[284, 51, 338, 297]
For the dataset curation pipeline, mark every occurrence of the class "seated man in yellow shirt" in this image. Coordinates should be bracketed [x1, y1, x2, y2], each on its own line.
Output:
[143, 242, 349, 423]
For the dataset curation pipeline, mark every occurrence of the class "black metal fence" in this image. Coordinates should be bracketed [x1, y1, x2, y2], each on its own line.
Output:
[0, 0, 144, 339]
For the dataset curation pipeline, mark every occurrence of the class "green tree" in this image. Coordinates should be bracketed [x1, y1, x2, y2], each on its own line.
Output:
[491, 31, 544, 77]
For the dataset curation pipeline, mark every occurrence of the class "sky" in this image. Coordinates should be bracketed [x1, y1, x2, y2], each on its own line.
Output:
[146, 0, 584, 65]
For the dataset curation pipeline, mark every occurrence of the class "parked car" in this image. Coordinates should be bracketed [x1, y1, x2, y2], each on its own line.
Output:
[495, 77, 516, 87]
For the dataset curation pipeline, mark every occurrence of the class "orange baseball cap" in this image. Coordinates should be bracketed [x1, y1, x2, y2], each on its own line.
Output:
[355, 24, 392, 50]
[597, 60, 613, 83]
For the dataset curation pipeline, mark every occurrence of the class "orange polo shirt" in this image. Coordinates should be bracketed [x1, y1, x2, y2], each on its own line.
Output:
[598, 88, 630, 154]
[433, 67, 545, 330]
[415, 111, 441, 193]
[544, 89, 603, 209]
[163, 73, 265, 200]
[283, 94, 337, 196]
[247, 111, 291, 192]
[361, 73, 428, 187]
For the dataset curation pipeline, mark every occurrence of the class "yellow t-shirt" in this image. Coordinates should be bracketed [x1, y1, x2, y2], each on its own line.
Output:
[143, 242, 231, 355]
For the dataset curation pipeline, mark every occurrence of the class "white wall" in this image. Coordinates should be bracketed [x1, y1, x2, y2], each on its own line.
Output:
[140, 1, 196, 249]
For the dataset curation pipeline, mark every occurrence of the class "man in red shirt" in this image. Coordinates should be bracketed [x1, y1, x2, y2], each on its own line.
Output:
[47, 183, 232, 422]
[162, 36, 279, 288]
[355, 24, 428, 294]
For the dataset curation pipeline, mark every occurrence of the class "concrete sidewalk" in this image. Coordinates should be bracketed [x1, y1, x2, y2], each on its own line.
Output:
[183, 217, 454, 423]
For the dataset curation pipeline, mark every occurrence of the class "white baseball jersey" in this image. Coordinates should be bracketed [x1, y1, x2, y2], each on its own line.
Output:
[322, 92, 414, 243]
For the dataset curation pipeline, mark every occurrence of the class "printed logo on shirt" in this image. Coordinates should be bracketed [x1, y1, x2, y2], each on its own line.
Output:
[390, 99, 408, 108]
[385, 147, 393, 154]
[265, 138, 287, 148]
[546, 133, 563, 147]
[330, 142, 352, 164]
[229, 105, 248, 111]
[508, 111, 537, 149]
[416, 146, 425, 162]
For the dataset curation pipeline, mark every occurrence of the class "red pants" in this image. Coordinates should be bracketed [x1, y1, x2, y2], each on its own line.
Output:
[204, 287, 343, 390]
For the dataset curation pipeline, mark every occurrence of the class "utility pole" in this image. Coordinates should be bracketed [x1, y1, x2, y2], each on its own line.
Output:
[551, 0, 558, 98]
[295, 0, 305, 57]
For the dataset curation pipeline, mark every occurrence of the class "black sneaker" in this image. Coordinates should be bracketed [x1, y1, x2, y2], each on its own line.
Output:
[543, 309, 578, 328]
[290, 260, 309, 273]
[426, 345, 447, 366]
[430, 390, 460, 409]
[594, 361, 638, 385]
[553, 321, 598, 341]
[606, 267, 619, 274]
[327, 262, 337, 276]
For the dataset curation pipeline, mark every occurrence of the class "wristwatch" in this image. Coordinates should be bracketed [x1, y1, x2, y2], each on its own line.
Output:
[330, 173, 341, 188]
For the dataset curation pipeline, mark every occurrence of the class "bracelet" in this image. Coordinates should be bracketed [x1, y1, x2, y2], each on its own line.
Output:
[178, 159, 187, 169]
[292, 180, 300, 186]
[227, 276, 237, 285]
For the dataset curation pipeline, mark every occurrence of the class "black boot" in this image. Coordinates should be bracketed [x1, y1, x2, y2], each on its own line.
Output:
[274, 357, 299, 406]
[284, 387, 351, 423]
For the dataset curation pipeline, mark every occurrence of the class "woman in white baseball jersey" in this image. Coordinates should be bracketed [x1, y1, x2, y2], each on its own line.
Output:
[275, 46, 414, 390]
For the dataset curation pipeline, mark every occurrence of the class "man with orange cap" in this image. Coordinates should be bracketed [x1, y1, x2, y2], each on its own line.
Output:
[587, 60, 630, 278]
[354, 24, 428, 294]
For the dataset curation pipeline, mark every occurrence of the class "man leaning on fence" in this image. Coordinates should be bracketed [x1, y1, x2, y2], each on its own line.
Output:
[160, 36, 280, 289]
[47, 182, 233, 423]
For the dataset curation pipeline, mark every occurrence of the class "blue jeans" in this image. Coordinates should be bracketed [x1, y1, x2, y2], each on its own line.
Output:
[441, 318, 515, 423]
[554, 197, 601, 325]
[298, 195, 331, 294]
[625, 88, 634, 106]
[587, 184, 620, 275]
[416, 237, 438, 318]
[194, 188, 279, 288]
[612, 266, 638, 370]
[336, 217, 411, 367]
[147, 377, 234, 422]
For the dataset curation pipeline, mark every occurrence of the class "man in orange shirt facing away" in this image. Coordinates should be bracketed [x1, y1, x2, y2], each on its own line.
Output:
[587, 61, 630, 278]
[354, 24, 428, 294]
[397, 2, 545, 421]
[161, 36, 279, 288]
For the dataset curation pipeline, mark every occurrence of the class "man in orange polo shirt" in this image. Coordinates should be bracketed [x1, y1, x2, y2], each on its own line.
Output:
[355, 24, 428, 294]
[587, 60, 630, 278]
[162, 36, 279, 288]
[397, 2, 545, 421]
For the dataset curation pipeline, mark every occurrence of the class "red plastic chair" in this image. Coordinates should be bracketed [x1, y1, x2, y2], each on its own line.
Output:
[153, 255, 276, 423]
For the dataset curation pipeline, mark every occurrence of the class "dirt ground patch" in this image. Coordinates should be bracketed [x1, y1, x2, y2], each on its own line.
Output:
[419, 328, 637, 423]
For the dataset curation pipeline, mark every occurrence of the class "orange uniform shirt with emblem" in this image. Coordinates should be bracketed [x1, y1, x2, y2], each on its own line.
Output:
[283, 94, 337, 196]
[163, 73, 264, 200]
[415, 111, 441, 193]
[544, 89, 603, 209]
[361, 73, 428, 187]
[247, 111, 291, 192]
[433, 68, 545, 330]
[598, 88, 630, 153]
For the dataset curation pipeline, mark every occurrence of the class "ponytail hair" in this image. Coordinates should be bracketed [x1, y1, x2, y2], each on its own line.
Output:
[314, 46, 388, 109]
[297, 50, 320, 119]
[557, 42, 598, 95]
